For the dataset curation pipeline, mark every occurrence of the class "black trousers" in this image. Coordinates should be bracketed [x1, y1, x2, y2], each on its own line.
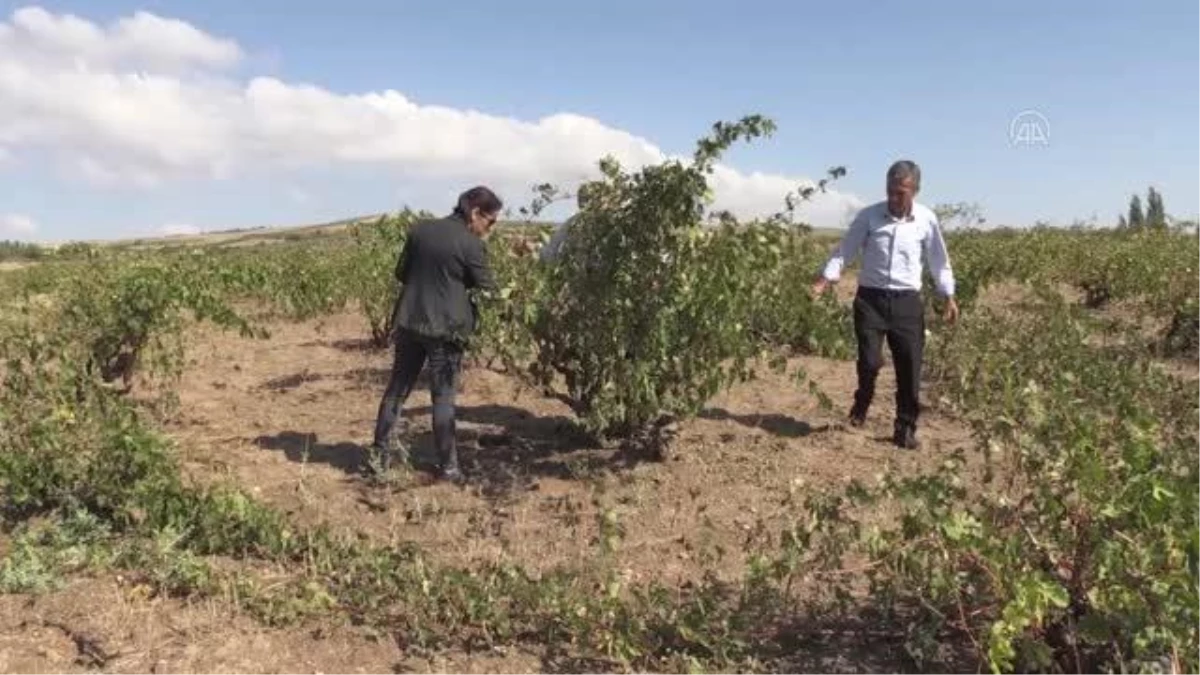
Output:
[372, 330, 464, 469]
[851, 287, 925, 429]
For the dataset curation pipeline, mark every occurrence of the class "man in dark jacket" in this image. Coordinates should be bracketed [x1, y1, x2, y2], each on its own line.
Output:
[371, 186, 501, 482]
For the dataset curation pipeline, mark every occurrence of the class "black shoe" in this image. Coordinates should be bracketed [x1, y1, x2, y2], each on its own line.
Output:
[440, 464, 465, 484]
[893, 423, 920, 450]
[848, 403, 868, 427]
[437, 444, 465, 483]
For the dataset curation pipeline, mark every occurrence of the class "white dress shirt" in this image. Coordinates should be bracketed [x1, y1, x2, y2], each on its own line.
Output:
[539, 218, 576, 263]
[821, 201, 955, 297]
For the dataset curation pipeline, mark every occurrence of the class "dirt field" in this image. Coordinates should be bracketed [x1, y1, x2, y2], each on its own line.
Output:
[1, 307, 978, 673]
[171, 311, 972, 576]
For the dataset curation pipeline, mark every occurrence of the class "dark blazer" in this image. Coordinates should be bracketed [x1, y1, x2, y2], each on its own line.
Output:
[391, 214, 496, 343]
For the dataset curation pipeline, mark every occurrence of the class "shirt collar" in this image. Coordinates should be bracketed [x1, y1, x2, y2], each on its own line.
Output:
[883, 204, 915, 223]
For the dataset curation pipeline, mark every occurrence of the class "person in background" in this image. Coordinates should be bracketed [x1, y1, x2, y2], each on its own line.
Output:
[370, 186, 502, 483]
[538, 211, 573, 264]
[811, 160, 959, 450]
[538, 182, 599, 264]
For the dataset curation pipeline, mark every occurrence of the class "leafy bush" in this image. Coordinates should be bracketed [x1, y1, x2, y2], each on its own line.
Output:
[1161, 296, 1198, 357]
[346, 210, 423, 347]
[54, 257, 264, 394]
[529, 116, 844, 444]
[780, 293, 1198, 673]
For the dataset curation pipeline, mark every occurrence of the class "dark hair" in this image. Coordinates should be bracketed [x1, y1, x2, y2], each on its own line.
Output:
[886, 160, 921, 189]
[453, 186, 503, 219]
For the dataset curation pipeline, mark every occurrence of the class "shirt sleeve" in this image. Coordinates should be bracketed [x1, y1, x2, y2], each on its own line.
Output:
[540, 221, 570, 262]
[923, 216, 956, 297]
[821, 207, 870, 281]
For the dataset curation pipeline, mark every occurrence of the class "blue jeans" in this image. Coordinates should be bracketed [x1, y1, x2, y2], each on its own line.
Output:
[372, 330, 463, 472]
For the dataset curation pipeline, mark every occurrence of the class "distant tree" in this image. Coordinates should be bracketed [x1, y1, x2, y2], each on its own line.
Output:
[0, 240, 45, 262]
[1145, 186, 1167, 230]
[933, 202, 986, 230]
[1117, 214, 1128, 229]
[1068, 214, 1100, 229]
[1127, 194, 1145, 229]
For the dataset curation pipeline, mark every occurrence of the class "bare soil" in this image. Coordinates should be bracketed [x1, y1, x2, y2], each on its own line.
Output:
[165, 311, 974, 582]
[0, 576, 538, 673]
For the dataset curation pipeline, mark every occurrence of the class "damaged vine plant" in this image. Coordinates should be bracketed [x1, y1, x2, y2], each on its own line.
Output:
[762, 291, 1199, 674]
[527, 115, 846, 457]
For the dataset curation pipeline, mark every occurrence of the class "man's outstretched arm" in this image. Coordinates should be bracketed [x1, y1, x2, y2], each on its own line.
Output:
[812, 208, 869, 295]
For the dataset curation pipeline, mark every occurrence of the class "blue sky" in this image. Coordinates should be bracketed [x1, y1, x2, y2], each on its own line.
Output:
[1, 0, 1197, 241]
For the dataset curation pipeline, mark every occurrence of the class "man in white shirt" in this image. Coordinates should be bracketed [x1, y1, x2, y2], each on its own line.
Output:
[811, 160, 959, 450]
[539, 220, 572, 263]
[539, 182, 599, 265]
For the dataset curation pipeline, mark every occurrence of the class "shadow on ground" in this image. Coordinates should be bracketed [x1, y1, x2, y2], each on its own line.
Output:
[253, 431, 364, 474]
[300, 337, 386, 353]
[699, 408, 829, 438]
[341, 366, 430, 392]
[254, 403, 666, 500]
[259, 370, 326, 393]
[341, 362, 515, 393]
[403, 404, 651, 500]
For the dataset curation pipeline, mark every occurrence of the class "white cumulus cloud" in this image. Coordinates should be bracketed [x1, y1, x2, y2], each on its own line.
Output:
[0, 213, 38, 236]
[0, 6, 863, 228]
